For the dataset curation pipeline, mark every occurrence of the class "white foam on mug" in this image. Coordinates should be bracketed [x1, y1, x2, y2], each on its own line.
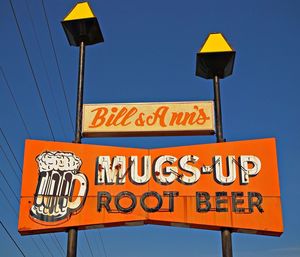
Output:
[36, 151, 82, 173]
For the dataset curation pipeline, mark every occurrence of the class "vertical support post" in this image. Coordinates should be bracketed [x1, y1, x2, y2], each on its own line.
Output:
[213, 75, 223, 143]
[221, 229, 233, 257]
[67, 41, 85, 257]
[67, 228, 78, 257]
[75, 41, 86, 144]
[213, 75, 233, 257]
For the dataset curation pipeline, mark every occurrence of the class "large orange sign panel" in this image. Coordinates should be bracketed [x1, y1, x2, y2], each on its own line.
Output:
[82, 101, 215, 137]
[18, 138, 283, 236]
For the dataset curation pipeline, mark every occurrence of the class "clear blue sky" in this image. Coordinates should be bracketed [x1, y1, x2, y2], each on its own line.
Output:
[0, 0, 299, 256]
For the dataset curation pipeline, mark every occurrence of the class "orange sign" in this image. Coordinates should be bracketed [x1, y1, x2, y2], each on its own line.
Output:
[18, 138, 283, 236]
[82, 101, 215, 137]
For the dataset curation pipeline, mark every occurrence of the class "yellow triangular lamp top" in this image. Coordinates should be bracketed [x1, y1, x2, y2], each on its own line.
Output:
[64, 2, 95, 21]
[199, 33, 233, 53]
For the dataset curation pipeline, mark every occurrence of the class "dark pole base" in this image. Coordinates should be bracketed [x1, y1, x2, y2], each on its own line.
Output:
[221, 229, 233, 257]
[67, 228, 78, 257]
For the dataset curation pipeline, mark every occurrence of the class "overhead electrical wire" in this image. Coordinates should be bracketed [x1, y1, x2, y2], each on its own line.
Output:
[0, 167, 57, 257]
[84, 231, 95, 257]
[0, 168, 19, 203]
[8, 0, 55, 141]
[50, 234, 65, 256]
[3, 2, 108, 256]
[98, 231, 109, 257]
[0, 82, 63, 255]
[24, 0, 68, 141]
[41, 0, 75, 133]
[37, 235, 55, 257]
[0, 188, 46, 257]
[0, 86, 63, 253]
[30, 237, 46, 257]
[0, 143, 21, 182]
[77, 245, 84, 257]
[0, 102, 64, 256]
[0, 128, 22, 172]
[2, 2, 68, 251]
[0, 221, 26, 257]
[0, 66, 31, 138]
[94, 231, 102, 255]
[0, 187, 17, 215]
[0, 133, 61, 257]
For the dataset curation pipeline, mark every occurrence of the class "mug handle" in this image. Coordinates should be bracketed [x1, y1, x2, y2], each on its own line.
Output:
[68, 173, 88, 211]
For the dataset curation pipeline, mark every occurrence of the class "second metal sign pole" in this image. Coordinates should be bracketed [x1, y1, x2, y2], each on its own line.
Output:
[213, 75, 233, 257]
[75, 41, 85, 145]
[213, 75, 224, 143]
[67, 40, 86, 257]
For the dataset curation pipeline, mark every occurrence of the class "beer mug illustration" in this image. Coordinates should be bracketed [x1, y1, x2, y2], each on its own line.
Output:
[30, 151, 88, 222]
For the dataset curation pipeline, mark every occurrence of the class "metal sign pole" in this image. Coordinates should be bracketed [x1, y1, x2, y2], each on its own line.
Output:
[67, 228, 78, 257]
[67, 41, 85, 257]
[221, 229, 233, 257]
[75, 41, 85, 144]
[213, 75, 223, 143]
[213, 75, 233, 257]
[195, 32, 235, 257]
[62, 3, 104, 256]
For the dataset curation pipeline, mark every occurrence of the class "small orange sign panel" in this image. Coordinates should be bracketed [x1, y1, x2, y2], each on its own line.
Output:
[82, 101, 215, 137]
[18, 139, 283, 236]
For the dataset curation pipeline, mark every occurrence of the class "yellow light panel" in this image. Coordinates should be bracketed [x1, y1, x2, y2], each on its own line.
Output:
[63, 2, 95, 21]
[199, 33, 233, 53]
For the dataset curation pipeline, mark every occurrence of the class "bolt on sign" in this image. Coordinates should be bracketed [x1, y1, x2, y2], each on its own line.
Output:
[82, 101, 215, 137]
[18, 138, 283, 236]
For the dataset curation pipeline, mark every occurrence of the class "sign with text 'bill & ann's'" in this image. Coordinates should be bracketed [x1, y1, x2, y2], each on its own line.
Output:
[18, 138, 283, 236]
[82, 101, 215, 137]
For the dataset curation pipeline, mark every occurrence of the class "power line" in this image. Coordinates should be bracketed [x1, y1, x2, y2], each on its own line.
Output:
[0, 187, 46, 257]
[0, 221, 26, 257]
[78, 243, 84, 257]
[0, 149, 58, 257]
[50, 233, 65, 256]
[0, 66, 31, 138]
[0, 168, 19, 203]
[8, 0, 55, 141]
[98, 230, 108, 257]
[84, 231, 95, 257]
[0, 156, 58, 257]
[41, 0, 75, 133]
[0, 177, 58, 257]
[0, 186, 18, 215]
[0, 143, 21, 182]
[24, 0, 68, 141]
[0, 128, 22, 172]
[38, 235, 55, 257]
[30, 237, 46, 257]
[94, 231, 102, 255]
